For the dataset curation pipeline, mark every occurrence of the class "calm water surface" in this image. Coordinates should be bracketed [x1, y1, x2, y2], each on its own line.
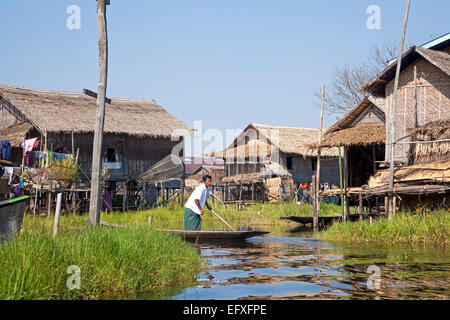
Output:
[165, 226, 450, 300]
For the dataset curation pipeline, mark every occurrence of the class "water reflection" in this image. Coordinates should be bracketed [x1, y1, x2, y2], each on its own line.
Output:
[169, 227, 450, 300]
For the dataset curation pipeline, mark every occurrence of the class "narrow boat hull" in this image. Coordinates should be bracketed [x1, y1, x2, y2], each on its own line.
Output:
[0, 197, 28, 241]
[281, 213, 379, 226]
[163, 229, 270, 241]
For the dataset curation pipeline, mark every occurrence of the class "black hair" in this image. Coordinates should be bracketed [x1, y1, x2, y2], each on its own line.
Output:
[202, 174, 212, 182]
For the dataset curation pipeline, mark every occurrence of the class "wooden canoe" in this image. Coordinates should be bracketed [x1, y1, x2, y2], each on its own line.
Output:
[162, 229, 270, 240]
[0, 196, 29, 241]
[281, 213, 379, 226]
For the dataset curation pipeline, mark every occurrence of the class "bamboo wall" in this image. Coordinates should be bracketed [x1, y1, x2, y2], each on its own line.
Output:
[223, 154, 339, 184]
[384, 58, 450, 163]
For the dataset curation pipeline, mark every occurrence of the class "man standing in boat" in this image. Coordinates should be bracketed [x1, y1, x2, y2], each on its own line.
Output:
[184, 175, 213, 231]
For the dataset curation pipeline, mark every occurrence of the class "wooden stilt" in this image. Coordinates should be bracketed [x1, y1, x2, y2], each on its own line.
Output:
[338, 143, 345, 219]
[181, 178, 185, 207]
[343, 147, 350, 221]
[47, 191, 52, 218]
[393, 196, 397, 216]
[122, 180, 127, 212]
[384, 196, 389, 216]
[53, 193, 63, 237]
[251, 182, 254, 203]
[358, 191, 363, 221]
[312, 174, 317, 227]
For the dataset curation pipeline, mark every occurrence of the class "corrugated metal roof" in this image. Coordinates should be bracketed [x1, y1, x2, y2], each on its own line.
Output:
[388, 32, 450, 65]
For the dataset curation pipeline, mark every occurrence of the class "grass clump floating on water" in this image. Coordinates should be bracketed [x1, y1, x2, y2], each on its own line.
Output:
[318, 211, 450, 246]
[0, 225, 203, 300]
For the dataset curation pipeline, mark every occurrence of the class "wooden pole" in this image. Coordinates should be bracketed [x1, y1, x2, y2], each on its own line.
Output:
[34, 184, 39, 215]
[409, 65, 418, 166]
[314, 84, 325, 232]
[413, 66, 418, 129]
[122, 180, 127, 212]
[251, 182, 254, 203]
[89, 0, 109, 227]
[358, 191, 363, 221]
[47, 190, 52, 218]
[384, 196, 389, 216]
[53, 193, 63, 237]
[181, 178, 185, 207]
[311, 174, 316, 224]
[388, 0, 411, 220]
[71, 130, 74, 155]
[343, 147, 350, 221]
[372, 145, 377, 173]
[211, 209, 236, 232]
[338, 143, 345, 219]
[21, 145, 25, 174]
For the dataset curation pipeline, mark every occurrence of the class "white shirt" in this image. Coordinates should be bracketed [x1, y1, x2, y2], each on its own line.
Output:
[185, 183, 210, 215]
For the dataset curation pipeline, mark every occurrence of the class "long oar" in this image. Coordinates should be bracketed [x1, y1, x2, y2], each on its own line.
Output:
[210, 209, 236, 232]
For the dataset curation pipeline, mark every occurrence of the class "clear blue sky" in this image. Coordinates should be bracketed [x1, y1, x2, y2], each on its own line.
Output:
[1, 1, 449, 155]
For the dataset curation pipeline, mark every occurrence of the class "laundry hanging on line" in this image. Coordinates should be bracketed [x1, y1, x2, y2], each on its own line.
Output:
[22, 138, 39, 153]
[1, 140, 11, 160]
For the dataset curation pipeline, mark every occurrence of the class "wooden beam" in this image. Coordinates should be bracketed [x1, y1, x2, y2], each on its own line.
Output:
[83, 88, 111, 104]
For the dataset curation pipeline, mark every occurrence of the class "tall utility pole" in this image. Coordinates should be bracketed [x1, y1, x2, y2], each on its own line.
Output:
[388, 0, 411, 220]
[89, 0, 110, 227]
[313, 84, 325, 232]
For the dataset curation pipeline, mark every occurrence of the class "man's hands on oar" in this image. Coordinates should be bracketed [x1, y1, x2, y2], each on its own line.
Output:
[195, 199, 212, 215]
[195, 198, 236, 231]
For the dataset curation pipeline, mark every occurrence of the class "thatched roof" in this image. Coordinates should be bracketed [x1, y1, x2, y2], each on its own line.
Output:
[221, 161, 291, 185]
[315, 124, 386, 148]
[222, 173, 266, 185]
[250, 123, 338, 157]
[325, 96, 385, 134]
[0, 84, 191, 138]
[364, 47, 450, 97]
[208, 123, 338, 159]
[0, 122, 33, 147]
[209, 139, 274, 159]
[368, 159, 450, 188]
